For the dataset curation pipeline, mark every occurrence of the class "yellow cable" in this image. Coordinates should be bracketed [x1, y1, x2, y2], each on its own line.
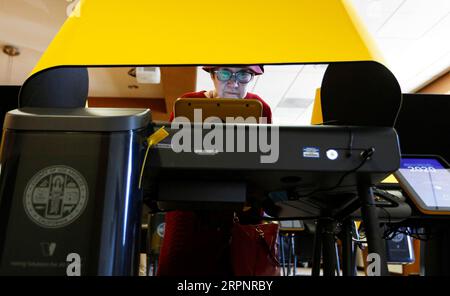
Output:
[138, 126, 169, 189]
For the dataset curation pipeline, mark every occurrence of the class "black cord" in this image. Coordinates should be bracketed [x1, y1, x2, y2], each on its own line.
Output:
[346, 127, 354, 158]
[382, 224, 433, 242]
[379, 207, 394, 240]
[372, 188, 400, 208]
[378, 203, 434, 241]
[295, 147, 375, 198]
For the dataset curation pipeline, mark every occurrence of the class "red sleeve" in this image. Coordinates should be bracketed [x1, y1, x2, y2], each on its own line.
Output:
[180, 91, 207, 98]
[168, 91, 207, 122]
[245, 93, 272, 124]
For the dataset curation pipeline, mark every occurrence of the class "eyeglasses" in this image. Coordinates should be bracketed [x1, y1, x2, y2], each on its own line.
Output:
[213, 69, 254, 84]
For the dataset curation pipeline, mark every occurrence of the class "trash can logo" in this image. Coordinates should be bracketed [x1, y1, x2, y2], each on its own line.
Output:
[23, 166, 88, 229]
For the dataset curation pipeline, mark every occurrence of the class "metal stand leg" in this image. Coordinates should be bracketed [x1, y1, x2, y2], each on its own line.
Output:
[280, 234, 285, 276]
[291, 234, 297, 276]
[311, 218, 338, 276]
[287, 234, 292, 275]
[341, 219, 356, 276]
[358, 180, 389, 276]
[311, 220, 323, 276]
[322, 220, 337, 276]
[335, 242, 341, 276]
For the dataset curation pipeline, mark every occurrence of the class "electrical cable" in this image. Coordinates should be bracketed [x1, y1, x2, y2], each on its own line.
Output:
[346, 127, 354, 158]
[372, 188, 400, 208]
[295, 147, 375, 199]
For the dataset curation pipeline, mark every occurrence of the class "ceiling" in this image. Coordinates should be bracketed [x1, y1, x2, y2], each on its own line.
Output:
[350, 0, 450, 92]
[0, 0, 449, 125]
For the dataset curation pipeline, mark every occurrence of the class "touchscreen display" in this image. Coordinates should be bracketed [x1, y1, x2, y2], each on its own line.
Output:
[399, 158, 450, 209]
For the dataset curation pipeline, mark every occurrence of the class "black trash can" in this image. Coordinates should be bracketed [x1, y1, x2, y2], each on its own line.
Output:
[0, 107, 150, 275]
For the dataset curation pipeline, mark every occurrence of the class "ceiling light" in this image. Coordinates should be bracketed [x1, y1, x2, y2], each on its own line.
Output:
[2, 45, 20, 84]
[2, 45, 20, 57]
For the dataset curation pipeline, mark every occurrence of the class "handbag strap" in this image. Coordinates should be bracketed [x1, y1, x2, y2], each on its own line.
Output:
[255, 225, 280, 266]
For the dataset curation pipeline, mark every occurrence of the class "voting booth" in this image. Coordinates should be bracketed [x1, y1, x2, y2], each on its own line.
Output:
[0, 0, 405, 276]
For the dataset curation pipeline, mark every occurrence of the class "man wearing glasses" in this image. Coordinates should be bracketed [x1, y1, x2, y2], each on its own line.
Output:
[169, 65, 272, 123]
[158, 65, 273, 276]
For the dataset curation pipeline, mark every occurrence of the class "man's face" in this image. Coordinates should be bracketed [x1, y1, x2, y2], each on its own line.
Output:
[211, 67, 253, 99]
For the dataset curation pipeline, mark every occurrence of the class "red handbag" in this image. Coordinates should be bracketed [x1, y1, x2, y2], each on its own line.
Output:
[230, 220, 281, 276]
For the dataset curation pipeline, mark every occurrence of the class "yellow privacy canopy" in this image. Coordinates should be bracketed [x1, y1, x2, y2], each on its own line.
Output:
[30, 0, 383, 76]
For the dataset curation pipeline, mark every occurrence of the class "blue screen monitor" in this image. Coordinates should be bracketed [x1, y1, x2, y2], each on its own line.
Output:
[394, 155, 450, 214]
